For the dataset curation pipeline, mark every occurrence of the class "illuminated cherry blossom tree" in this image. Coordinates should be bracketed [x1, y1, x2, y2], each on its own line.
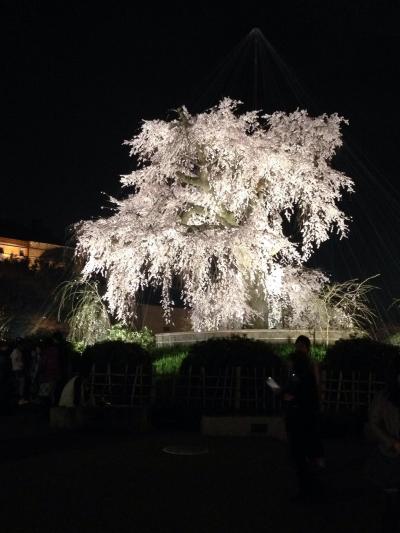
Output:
[76, 99, 354, 331]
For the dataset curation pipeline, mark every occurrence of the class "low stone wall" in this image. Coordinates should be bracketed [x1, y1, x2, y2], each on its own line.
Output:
[155, 328, 356, 347]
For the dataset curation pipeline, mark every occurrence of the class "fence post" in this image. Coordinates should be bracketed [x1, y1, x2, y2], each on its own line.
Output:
[262, 368, 266, 410]
[254, 368, 258, 409]
[336, 371, 343, 413]
[171, 375, 176, 405]
[90, 363, 95, 397]
[138, 365, 143, 405]
[234, 367, 241, 411]
[320, 367, 327, 413]
[201, 367, 206, 408]
[124, 364, 128, 402]
[187, 366, 192, 406]
[368, 372, 372, 406]
[229, 368, 234, 408]
[221, 370, 227, 409]
[357, 371, 361, 408]
[130, 366, 138, 405]
[107, 363, 112, 398]
[150, 372, 156, 406]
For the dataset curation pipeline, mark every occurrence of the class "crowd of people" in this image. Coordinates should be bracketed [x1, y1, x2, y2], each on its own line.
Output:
[0, 333, 69, 410]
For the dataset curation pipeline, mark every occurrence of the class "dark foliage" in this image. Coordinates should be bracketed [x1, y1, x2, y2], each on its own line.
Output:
[325, 338, 400, 376]
[181, 336, 282, 373]
[82, 340, 152, 372]
[0, 258, 69, 337]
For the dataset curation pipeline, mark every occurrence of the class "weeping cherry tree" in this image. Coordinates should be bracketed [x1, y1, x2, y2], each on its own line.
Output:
[76, 99, 354, 331]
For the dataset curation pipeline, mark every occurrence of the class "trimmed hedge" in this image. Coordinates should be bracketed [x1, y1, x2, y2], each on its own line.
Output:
[72, 336, 400, 379]
[325, 338, 400, 376]
[180, 336, 282, 373]
[82, 340, 152, 372]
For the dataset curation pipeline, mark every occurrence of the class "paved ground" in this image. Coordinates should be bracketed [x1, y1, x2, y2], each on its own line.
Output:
[0, 411, 389, 533]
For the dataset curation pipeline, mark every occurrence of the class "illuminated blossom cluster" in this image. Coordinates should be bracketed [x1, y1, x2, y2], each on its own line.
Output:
[76, 99, 353, 330]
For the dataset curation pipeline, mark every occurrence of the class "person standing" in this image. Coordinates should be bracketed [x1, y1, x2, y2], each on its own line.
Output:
[0, 341, 12, 410]
[30, 342, 41, 401]
[10, 338, 28, 405]
[283, 335, 325, 501]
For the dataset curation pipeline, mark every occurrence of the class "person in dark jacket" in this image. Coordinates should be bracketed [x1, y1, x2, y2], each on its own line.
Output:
[283, 335, 324, 500]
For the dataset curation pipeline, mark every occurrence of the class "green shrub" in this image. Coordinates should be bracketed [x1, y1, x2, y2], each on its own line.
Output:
[325, 338, 400, 375]
[106, 325, 155, 350]
[82, 340, 152, 371]
[71, 340, 86, 354]
[181, 336, 282, 373]
[387, 332, 400, 346]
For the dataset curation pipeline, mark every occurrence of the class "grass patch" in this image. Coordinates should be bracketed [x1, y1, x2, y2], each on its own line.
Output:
[153, 354, 187, 375]
[270, 343, 327, 362]
[150, 342, 327, 376]
[151, 345, 189, 376]
[311, 344, 327, 362]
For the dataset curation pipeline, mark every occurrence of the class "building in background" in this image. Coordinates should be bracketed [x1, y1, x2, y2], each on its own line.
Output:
[0, 236, 64, 266]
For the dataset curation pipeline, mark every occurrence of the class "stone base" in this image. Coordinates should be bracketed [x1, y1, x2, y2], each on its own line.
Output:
[50, 406, 151, 432]
[201, 415, 287, 441]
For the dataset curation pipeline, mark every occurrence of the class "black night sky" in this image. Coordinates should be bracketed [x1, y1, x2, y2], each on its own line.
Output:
[2, 1, 400, 322]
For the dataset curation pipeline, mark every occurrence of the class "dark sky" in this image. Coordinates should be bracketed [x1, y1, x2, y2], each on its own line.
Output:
[2, 1, 400, 321]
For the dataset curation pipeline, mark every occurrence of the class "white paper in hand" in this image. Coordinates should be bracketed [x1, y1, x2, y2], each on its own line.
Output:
[266, 377, 281, 391]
